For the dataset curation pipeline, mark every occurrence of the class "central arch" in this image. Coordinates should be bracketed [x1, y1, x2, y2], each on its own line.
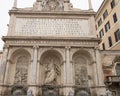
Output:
[40, 50, 63, 85]
[39, 50, 63, 96]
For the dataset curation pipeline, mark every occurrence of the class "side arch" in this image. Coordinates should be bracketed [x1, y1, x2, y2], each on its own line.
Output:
[72, 50, 93, 87]
[8, 48, 31, 85]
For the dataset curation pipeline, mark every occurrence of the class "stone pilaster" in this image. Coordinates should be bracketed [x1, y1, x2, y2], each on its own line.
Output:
[0, 46, 9, 84]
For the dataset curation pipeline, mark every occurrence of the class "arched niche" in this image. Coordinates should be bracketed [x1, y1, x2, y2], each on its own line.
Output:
[39, 50, 63, 85]
[8, 49, 31, 85]
[116, 64, 120, 75]
[113, 56, 120, 75]
[72, 50, 93, 86]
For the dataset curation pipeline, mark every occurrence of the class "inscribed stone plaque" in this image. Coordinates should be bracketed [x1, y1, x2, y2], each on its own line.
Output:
[15, 18, 90, 37]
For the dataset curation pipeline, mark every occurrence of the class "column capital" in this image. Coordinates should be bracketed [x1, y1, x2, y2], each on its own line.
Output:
[3, 45, 9, 49]
[33, 45, 39, 49]
[65, 46, 71, 49]
[7, 59, 13, 64]
[94, 46, 99, 50]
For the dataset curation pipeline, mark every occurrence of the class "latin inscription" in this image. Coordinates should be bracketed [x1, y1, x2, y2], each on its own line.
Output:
[15, 18, 90, 37]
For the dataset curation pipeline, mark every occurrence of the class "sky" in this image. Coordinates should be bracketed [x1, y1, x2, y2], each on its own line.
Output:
[0, 0, 104, 50]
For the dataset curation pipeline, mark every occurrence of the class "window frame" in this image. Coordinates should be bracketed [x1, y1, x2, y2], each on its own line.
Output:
[98, 18, 102, 27]
[113, 13, 118, 23]
[108, 36, 113, 47]
[103, 10, 108, 19]
[99, 29, 104, 38]
[105, 21, 110, 32]
[114, 29, 120, 42]
[111, 0, 115, 9]
[115, 63, 120, 75]
[102, 43, 105, 50]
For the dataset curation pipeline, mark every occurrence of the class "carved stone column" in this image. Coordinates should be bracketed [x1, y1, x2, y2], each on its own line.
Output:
[29, 46, 38, 96]
[31, 46, 38, 84]
[95, 48, 104, 86]
[65, 47, 73, 96]
[0, 46, 9, 84]
[65, 46, 72, 84]
[4, 60, 10, 84]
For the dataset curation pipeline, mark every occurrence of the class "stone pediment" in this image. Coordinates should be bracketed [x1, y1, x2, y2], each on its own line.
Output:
[33, 0, 64, 11]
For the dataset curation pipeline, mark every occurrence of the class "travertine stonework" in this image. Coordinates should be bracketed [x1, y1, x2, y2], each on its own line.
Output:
[0, 0, 120, 96]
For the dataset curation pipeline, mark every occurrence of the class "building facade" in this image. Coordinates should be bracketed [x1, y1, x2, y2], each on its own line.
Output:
[95, 0, 120, 95]
[95, 0, 120, 50]
[0, 0, 120, 96]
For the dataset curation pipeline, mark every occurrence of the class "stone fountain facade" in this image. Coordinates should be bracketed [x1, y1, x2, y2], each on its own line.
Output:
[0, 0, 120, 96]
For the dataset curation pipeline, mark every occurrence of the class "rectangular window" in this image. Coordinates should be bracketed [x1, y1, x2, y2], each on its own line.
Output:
[108, 36, 112, 47]
[113, 13, 118, 23]
[111, 0, 115, 9]
[105, 21, 110, 32]
[102, 43, 105, 50]
[98, 18, 102, 27]
[114, 29, 120, 42]
[103, 10, 108, 19]
[99, 29, 104, 38]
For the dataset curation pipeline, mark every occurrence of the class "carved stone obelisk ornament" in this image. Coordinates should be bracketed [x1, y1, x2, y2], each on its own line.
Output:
[88, 0, 93, 10]
[12, 0, 17, 9]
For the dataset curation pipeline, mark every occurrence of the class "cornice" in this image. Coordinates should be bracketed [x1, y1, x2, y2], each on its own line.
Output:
[95, 0, 107, 19]
[2, 36, 100, 42]
[9, 9, 96, 16]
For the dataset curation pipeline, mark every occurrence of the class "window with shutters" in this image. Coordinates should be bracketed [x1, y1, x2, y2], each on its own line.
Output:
[114, 29, 120, 42]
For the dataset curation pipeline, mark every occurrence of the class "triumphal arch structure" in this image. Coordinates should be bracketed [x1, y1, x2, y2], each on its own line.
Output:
[0, 0, 115, 96]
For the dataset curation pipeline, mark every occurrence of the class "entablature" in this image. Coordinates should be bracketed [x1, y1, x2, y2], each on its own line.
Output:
[2, 36, 100, 48]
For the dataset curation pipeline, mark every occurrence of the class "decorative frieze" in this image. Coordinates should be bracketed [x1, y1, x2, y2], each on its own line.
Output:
[5, 39, 98, 47]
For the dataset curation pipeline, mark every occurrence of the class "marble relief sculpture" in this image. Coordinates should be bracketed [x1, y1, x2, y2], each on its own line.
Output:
[75, 66, 88, 86]
[44, 59, 60, 85]
[14, 56, 29, 85]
